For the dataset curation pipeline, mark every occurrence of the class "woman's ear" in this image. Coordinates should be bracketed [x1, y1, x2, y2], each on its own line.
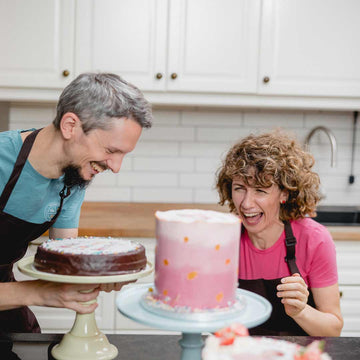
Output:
[280, 190, 288, 204]
[60, 112, 81, 139]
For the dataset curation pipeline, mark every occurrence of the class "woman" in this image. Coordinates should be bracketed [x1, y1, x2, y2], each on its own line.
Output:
[216, 130, 343, 336]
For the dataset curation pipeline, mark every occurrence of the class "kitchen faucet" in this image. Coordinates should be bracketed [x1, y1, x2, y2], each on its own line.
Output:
[304, 126, 337, 167]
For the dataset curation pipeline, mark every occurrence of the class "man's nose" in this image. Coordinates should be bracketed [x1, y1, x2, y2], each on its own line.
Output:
[107, 154, 124, 173]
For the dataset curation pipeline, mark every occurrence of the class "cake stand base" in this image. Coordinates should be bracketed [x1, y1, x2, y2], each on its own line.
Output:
[117, 283, 272, 360]
[51, 311, 118, 360]
[179, 333, 203, 360]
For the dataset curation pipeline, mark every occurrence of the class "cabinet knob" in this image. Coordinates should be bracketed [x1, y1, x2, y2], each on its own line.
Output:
[263, 76, 270, 83]
[155, 73, 163, 80]
[171, 73, 178, 80]
[62, 70, 70, 77]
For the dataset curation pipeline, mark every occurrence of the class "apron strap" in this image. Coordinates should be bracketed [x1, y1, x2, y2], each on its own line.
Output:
[283, 220, 302, 275]
[0, 129, 42, 210]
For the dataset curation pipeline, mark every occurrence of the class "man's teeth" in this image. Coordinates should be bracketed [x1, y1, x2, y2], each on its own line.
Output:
[244, 212, 261, 218]
[91, 162, 105, 173]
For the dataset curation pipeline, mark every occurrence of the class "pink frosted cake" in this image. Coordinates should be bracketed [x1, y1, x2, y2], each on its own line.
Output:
[152, 209, 241, 311]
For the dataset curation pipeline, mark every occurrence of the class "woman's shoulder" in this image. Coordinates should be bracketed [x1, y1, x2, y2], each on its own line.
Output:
[291, 217, 333, 244]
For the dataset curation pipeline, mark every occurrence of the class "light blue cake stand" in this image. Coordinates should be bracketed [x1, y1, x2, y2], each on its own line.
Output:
[116, 283, 272, 360]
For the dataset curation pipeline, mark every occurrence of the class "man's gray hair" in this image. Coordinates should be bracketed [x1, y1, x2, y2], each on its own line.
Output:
[53, 73, 153, 132]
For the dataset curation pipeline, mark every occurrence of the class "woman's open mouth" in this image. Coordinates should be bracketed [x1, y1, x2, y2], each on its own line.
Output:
[242, 212, 263, 225]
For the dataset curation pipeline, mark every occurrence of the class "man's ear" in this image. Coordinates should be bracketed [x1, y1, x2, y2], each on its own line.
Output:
[60, 112, 81, 139]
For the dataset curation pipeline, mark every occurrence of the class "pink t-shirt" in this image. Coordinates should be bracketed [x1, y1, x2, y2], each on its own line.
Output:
[239, 218, 338, 288]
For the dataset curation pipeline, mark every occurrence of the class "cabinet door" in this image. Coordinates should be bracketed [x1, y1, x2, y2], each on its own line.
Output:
[0, 0, 74, 88]
[259, 0, 360, 97]
[75, 0, 168, 92]
[167, 0, 260, 93]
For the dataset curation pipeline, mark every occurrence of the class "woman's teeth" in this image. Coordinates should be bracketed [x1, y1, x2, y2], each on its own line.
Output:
[90, 161, 105, 173]
[244, 212, 261, 218]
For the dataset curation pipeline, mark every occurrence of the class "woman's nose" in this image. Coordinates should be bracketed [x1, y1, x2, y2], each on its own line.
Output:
[241, 191, 254, 208]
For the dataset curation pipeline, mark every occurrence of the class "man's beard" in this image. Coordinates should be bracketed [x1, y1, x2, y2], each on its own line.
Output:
[62, 165, 92, 189]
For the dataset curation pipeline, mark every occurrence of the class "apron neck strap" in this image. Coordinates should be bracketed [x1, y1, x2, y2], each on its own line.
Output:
[0, 129, 42, 210]
[283, 220, 301, 275]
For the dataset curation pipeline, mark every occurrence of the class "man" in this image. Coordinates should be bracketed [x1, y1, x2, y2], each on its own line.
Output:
[0, 73, 153, 332]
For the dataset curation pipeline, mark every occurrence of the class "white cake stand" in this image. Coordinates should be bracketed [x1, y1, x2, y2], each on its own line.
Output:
[116, 283, 272, 360]
[17, 255, 153, 360]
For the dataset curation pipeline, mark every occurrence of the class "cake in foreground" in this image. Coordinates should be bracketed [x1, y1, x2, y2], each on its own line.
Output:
[153, 209, 241, 311]
[202, 324, 332, 360]
[34, 237, 147, 276]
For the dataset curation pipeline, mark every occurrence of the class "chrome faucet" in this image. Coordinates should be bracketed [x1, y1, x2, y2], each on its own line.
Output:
[304, 126, 337, 167]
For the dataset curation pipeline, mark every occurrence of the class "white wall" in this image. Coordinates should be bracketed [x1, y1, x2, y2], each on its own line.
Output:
[8, 103, 360, 206]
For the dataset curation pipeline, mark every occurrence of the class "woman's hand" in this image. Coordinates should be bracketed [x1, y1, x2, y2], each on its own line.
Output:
[276, 273, 309, 318]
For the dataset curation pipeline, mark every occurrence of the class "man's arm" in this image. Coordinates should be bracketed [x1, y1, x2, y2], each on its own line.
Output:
[49, 227, 78, 239]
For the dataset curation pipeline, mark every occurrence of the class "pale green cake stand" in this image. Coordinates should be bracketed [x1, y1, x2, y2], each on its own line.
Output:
[17, 255, 153, 360]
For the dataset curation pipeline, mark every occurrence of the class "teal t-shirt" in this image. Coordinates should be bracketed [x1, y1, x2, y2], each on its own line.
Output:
[0, 129, 85, 228]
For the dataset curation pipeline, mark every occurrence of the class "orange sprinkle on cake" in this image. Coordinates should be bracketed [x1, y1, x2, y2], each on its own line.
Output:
[187, 271, 198, 280]
[216, 292, 224, 302]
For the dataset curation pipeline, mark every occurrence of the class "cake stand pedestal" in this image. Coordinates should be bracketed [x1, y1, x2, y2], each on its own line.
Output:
[116, 283, 272, 360]
[17, 256, 153, 360]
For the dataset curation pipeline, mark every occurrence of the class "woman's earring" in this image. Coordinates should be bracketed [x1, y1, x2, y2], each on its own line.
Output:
[281, 200, 286, 204]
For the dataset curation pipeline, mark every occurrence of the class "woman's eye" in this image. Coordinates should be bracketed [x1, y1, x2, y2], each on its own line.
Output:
[106, 149, 114, 154]
[256, 189, 266, 193]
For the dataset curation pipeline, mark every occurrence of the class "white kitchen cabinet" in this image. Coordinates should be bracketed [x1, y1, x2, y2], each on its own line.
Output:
[335, 240, 360, 336]
[75, 0, 260, 94]
[258, 0, 360, 97]
[0, 0, 75, 89]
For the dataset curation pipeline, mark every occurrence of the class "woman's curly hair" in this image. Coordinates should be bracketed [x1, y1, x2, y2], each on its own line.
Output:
[216, 130, 321, 221]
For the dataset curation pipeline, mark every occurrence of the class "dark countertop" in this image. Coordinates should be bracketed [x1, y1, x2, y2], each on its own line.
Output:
[2, 333, 360, 360]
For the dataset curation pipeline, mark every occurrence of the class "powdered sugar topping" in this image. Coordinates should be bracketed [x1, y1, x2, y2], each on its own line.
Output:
[40, 237, 140, 255]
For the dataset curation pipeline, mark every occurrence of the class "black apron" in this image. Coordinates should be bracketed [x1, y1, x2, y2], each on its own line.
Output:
[0, 129, 71, 333]
[238, 221, 316, 336]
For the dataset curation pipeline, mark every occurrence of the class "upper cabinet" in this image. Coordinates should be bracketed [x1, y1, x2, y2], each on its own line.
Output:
[1, 0, 360, 110]
[75, 0, 260, 94]
[0, 0, 75, 89]
[258, 0, 360, 97]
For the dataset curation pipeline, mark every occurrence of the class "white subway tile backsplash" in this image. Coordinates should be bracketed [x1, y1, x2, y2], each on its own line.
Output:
[117, 172, 178, 187]
[131, 141, 179, 157]
[6, 105, 360, 206]
[133, 188, 193, 203]
[195, 157, 223, 173]
[243, 111, 304, 128]
[153, 110, 181, 125]
[133, 157, 194, 172]
[194, 189, 219, 204]
[180, 142, 230, 157]
[197, 127, 250, 142]
[180, 173, 215, 189]
[181, 110, 243, 126]
[140, 126, 195, 141]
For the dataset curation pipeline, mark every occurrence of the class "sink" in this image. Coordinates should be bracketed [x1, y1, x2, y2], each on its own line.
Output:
[312, 206, 360, 226]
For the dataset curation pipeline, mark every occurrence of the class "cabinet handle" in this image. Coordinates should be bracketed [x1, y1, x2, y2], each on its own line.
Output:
[62, 70, 70, 77]
[155, 73, 163, 80]
[263, 76, 270, 83]
[340, 291, 343, 298]
[171, 73, 178, 80]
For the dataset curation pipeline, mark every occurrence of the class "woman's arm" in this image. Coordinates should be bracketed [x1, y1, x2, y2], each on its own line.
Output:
[277, 274, 343, 336]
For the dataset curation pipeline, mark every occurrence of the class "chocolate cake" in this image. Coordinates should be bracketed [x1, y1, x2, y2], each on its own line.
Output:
[34, 237, 147, 276]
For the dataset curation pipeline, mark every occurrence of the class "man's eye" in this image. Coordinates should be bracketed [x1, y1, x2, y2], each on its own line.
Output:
[106, 149, 114, 154]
